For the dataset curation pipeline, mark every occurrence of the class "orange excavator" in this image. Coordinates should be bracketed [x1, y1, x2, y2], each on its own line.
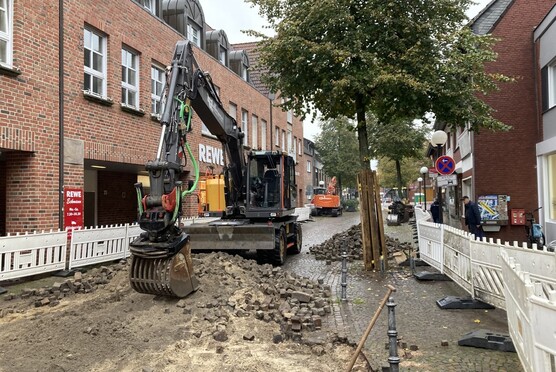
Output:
[310, 176, 343, 217]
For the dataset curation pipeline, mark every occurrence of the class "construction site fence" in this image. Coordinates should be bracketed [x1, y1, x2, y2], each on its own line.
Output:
[415, 208, 556, 371]
[1, 207, 312, 282]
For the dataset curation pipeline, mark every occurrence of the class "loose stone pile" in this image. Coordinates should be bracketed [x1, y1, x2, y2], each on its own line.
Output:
[1, 252, 336, 342]
[308, 223, 414, 262]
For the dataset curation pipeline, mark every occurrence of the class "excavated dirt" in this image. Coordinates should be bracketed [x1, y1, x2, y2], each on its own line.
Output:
[0, 252, 368, 372]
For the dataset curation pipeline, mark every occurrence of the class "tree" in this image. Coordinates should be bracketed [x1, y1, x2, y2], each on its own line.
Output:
[367, 116, 429, 197]
[314, 117, 360, 191]
[247, 0, 511, 169]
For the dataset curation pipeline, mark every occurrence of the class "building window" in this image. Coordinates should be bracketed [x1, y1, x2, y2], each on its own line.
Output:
[151, 65, 164, 116]
[84, 27, 107, 97]
[242, 110, 249, 146]
[251, 115, 258, 149]
[136, 0, 155, 13]
[0, 0, 12, 66]
[219, 46, 227, 65]
[287, 124, 293, 153]
[281, 130, 286, 152]
[548, 154, 556, 220]
[298, 139, 302, 155]
[307, 160, 311, 173]
[187, 23, 201, 47]
[121, 48, 139, 108]
[287, 109, 293, 124]
[275, 127, 280, 147]
[228, 102, 237, 120]
[241, 64, 248, 81]
[261, 119, 267, 150]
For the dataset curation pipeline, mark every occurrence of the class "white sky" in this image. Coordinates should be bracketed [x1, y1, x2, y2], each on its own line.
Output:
[202, 0, 492, 140]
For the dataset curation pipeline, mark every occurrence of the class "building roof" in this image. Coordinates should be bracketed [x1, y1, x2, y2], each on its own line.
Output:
[232, 41, 271, 97]
[469, 0, 515, 35]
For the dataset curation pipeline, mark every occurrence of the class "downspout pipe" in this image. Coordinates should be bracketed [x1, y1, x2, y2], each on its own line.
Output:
[58, 0, 64, 230]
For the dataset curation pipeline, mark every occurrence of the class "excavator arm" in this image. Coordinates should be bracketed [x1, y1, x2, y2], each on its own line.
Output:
[129, 40, 245, 298]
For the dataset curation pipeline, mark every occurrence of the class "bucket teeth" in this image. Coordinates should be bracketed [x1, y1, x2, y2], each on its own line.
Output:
[129, 240, 199, 298]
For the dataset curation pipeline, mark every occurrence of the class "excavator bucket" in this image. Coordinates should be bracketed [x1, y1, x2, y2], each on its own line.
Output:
[184, 221, 276, 251]
[129, 235, 199, 298]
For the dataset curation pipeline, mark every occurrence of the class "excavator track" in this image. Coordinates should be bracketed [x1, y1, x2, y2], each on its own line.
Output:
[129, 237, 199, 298]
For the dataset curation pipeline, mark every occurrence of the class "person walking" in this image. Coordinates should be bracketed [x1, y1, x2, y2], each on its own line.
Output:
[430, 199, 440, 223]
[462, 196, 484, 239]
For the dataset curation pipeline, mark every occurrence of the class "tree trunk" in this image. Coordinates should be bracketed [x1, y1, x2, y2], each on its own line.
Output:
[355, 93, 369, 169]
[395, 159, 403, 199]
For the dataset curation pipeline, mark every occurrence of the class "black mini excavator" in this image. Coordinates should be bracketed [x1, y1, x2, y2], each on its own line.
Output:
[129, 41, 302, 298]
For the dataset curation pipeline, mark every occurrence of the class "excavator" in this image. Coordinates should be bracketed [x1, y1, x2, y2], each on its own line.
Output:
[311, 176, 343, 217]
[128, 40, 302, 298]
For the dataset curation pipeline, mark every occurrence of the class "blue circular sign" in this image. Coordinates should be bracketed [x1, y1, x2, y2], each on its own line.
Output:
[435, 155, 455, 175]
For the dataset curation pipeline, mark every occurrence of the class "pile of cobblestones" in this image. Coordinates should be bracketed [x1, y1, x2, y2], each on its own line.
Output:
[308, 223, 413, 262]
[1, 252, 337, 342]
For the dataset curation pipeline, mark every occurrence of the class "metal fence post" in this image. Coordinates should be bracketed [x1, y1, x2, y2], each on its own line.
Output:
[387, 295, 400, 372]
[341, 251, 348, 302]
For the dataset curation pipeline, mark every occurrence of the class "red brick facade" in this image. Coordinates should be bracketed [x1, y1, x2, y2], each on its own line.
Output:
[0, 0, 305, 235]
[471, 0, 555, 242]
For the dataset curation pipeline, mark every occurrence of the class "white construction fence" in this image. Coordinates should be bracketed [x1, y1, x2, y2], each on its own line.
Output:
[415, 210, 556, 371]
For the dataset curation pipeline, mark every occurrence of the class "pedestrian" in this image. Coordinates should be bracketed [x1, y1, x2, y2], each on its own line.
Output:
[461, 196, 485, 239]
[430, 199, 440, 223]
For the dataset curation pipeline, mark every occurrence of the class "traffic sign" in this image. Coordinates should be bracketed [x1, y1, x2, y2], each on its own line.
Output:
[435, 155, 456, 175]
[437, 174, 457, 187]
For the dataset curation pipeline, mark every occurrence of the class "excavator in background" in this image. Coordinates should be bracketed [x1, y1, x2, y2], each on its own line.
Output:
[310, 176, 343, 217]
[128, 40, 302, 298]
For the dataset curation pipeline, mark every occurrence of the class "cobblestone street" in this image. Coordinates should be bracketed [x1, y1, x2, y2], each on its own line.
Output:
[285, 210, 523, 371]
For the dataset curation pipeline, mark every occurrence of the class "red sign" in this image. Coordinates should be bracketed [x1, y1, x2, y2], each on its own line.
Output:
[64, 187, 84, 237]
[435, 155, 456, 175]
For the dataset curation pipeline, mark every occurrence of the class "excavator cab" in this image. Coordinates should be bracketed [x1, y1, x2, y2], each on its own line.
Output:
[245, 151, 297, 219]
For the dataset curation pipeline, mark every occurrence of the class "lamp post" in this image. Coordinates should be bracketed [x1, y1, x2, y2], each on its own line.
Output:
[420, 166, 428, 210]
[417, 177, 423, 209]
[430, 130, 448, 224]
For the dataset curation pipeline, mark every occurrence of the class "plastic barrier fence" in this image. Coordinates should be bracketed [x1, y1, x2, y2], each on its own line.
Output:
[0, 230, 67, 280]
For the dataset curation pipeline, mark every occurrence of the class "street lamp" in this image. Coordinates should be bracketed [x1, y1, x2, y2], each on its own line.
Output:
[420, 166, 428, 209]
[417, 177, 423, 209]
[431, 130, 448, 223]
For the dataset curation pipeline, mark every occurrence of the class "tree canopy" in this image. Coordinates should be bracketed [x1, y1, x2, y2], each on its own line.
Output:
[313, 117, 360, 189]
[248, 0, 511, 168]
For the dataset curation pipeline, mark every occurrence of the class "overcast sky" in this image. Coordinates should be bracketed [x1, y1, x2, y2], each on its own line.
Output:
[203, 0, 492, 140]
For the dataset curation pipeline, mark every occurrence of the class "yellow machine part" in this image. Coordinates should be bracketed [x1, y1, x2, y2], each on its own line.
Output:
[206, 175, 225, 212]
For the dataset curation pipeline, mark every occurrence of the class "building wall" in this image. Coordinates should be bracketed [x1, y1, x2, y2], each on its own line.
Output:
[472, 0, 555, 242]
[0, 1, 61, 233]
[0, 0, 305, 234]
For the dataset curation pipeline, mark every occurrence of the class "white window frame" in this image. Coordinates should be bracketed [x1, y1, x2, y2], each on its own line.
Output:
[549, 61, 556, 109]
[307, 160, 311, 173]
[151, 64, 165, 116]
[241, 110, 249, 146]
[251, 115, 258, 149]
[261, 119, 267, 150]
[0, 0, 13, 67]
[287, 109, 293, 124]
[287, 124, 293, 154]
[219, 45, 227, 65]
[275, 127, 280, 147]
[281, 130, 286, 152]
[298, 139, 302, 156]
[138, 0, 155, 13]
[84, 27, 107, 98]
[187, 23, 201, 47]
[121, 48, 139, 108]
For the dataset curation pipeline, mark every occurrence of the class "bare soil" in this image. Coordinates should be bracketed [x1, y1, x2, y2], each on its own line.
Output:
[0, 253, 367, 372]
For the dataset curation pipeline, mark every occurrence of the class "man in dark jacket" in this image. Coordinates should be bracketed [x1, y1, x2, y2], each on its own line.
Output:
[430, 199, 440, 223]
[462, 196, 484, 239]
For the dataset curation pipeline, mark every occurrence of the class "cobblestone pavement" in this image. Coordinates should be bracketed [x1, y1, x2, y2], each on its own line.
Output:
[285, 210, 523, 371]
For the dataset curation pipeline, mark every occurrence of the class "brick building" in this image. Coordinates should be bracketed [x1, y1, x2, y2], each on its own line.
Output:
[0, 0, 305, 235]
[444, 0, 556, 242]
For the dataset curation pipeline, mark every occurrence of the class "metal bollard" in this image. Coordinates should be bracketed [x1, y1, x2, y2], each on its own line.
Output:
[387, 296, 400, 372]
[341, 251, 348, 302]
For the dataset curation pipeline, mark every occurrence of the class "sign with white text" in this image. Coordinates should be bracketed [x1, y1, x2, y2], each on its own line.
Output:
[64, 187, 84, 236]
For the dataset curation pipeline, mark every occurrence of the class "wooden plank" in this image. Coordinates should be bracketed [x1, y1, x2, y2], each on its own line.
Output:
[373, 170, 388, 270]
[358, 171, 372, 270]
[367, 170, 380, 270]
